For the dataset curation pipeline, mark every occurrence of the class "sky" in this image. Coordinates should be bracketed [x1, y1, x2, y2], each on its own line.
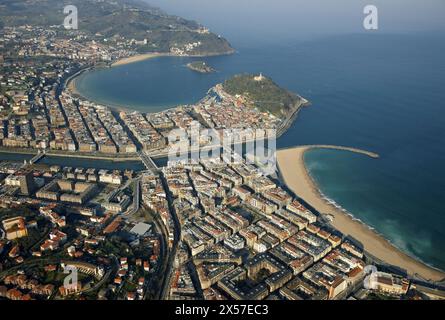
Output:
[144, 0, 445, 44]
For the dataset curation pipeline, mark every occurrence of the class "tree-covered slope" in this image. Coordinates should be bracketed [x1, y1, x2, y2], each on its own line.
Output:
[0, 0, 234, 55]
[223, 74, 304, 118]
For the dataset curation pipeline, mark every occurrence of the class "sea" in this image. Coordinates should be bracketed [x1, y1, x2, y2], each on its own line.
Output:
[72, 33, 445, 272]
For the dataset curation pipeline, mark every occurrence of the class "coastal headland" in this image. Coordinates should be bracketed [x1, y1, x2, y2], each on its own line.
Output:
[277, 145, 445, 282]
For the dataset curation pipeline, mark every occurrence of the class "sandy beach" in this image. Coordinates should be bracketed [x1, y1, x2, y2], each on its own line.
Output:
[111, 53, 166, 67]
[277, 145, 445, 282]
[67, 76, 79, 96]
[110, 50, 235, 68]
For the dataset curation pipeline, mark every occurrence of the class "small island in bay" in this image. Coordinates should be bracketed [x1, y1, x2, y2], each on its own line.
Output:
[187, 61, 216, 73]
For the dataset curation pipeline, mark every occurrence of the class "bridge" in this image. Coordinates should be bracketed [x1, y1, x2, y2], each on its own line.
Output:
[29, 150, 46, 164]
[4, 150, 46, 181]
[137, 150, 159, 172]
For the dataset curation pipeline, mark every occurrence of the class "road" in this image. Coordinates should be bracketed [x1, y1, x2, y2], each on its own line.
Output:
[158, 174, 182, 300]
[81, 255, 119, 295]
[125, 176, 141, 216]
[159, 244, 177, 299]
[141, 204, 169, 300]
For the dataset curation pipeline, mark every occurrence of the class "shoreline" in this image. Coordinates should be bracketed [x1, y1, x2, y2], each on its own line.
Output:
[66, 69, 144, 113]
[61, 55, 445, 282]
[110, 50, 235, 68]
[277, 97, 310, 138]
[186, 62, 216, 74]
[276, 145, 445, 282]
[111, 52, 167, 67]
[65, 51, 235, 112]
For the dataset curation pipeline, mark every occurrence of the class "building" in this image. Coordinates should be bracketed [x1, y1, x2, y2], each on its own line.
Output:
[246, 253, 292, 292]
[218, 267, 269, 300]
[19, 171, 36, 195]
[280, 277, 328, 300]
[302, 263, 348, 299]
[60, 261, 105, 280]
[130, 222, 152, 237]
[2, 216, 28, 240]
[197, 262, 236, 290]
[286, 200, 317, 224]
[224, 234, 245, 251]
[103, 190, 131, 213]
[36, 179, 98, 204]
[58, 282, 82, 296]
[366, 272, 410, 295]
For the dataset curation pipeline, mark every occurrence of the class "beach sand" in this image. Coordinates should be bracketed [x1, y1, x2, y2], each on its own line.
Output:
[110, 51, 233, 67]
[277, 146, 445, 282]
[111, 53, 165, 67]
[67, 77, 79, 96]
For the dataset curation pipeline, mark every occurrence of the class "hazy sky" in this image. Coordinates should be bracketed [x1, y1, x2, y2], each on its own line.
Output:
[144, 0, 445, 44]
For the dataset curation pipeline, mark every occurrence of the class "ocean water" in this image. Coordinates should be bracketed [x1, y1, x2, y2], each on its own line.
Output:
[75, 33, 445, 271]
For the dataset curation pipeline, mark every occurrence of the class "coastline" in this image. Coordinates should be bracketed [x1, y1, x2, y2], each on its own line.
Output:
[60, 53, 445, 282]
[110, 50, 235, 68]
[111, 52, 166, 67]
[66, 73, 81, 97]
[65, 68, 140, 113]
[65, 50, 235, 112]
[277, 145, 445, 282]
[276, 97, 311, 138]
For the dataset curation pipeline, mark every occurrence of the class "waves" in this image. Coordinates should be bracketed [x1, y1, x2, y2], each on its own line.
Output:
[305, 148, 445, 273]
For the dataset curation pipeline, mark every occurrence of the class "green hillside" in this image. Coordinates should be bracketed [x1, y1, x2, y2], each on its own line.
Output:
[223, 74, 304, 118]
[0, 0, 234, 55]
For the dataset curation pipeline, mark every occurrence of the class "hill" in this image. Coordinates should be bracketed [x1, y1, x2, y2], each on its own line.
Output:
[0, 0, 234, 56]
[222, 74, 306, 119]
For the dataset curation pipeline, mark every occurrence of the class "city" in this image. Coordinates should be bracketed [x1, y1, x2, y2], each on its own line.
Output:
[1, 0, 445, 309]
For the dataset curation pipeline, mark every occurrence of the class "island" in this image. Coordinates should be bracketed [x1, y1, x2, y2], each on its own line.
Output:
[186, 61, 215, 73]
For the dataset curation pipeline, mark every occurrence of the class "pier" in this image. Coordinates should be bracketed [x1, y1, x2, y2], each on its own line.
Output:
[279, 145, 380, 159]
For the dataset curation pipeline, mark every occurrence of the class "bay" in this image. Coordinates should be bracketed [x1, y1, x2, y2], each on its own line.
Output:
[75, 33, 445, 271]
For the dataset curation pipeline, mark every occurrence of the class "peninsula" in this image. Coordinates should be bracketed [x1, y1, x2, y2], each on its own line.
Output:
[223, 73, 306, 120]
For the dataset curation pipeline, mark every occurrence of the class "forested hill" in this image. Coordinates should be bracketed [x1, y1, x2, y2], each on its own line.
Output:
[223, 74, 305, 119]
[0, 0, 234, 56]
